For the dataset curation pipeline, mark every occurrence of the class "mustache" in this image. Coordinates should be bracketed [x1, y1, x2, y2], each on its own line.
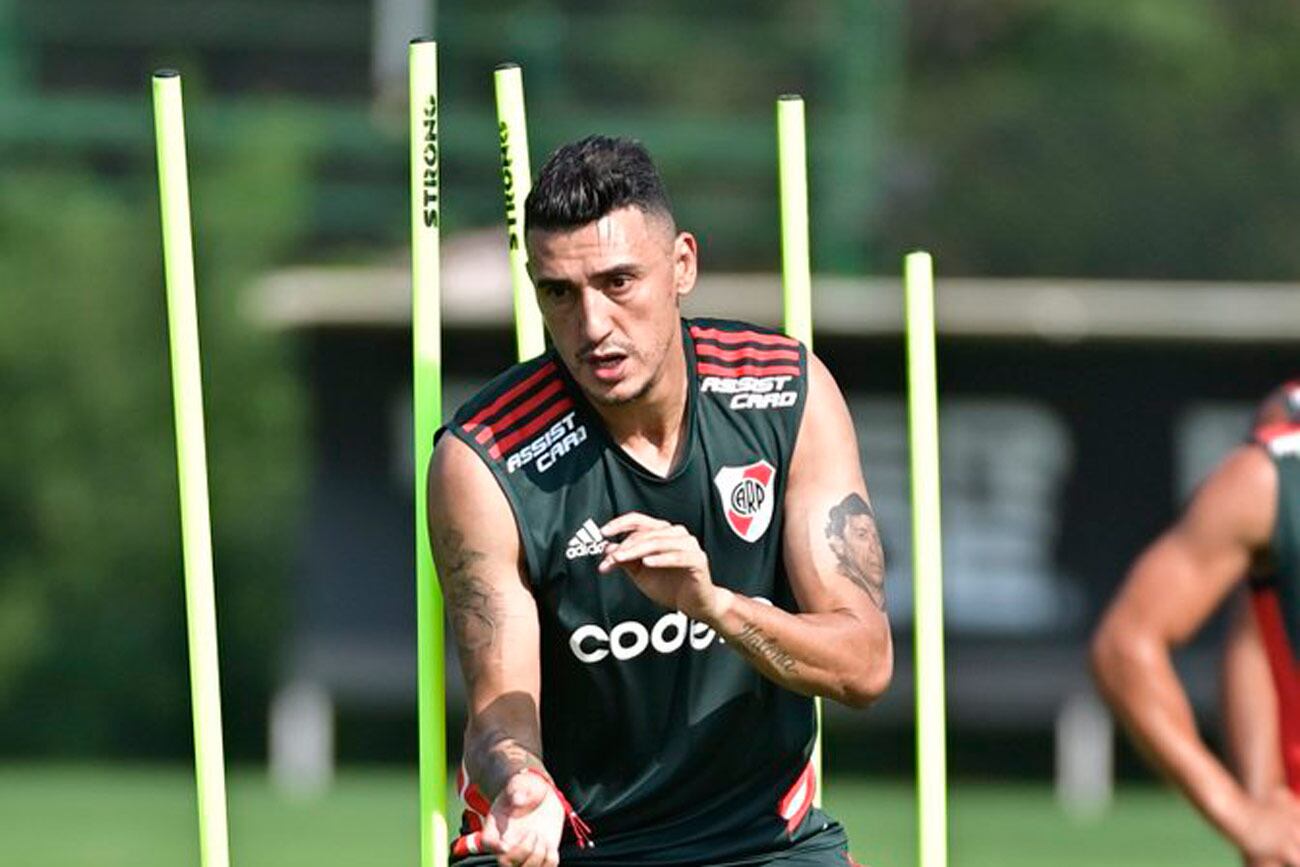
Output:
[578, 341, 636, 359]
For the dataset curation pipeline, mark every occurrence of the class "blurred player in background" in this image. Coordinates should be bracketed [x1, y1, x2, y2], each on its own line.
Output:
[428, 136, 892, 867]
[1092, 382, 1300, 867]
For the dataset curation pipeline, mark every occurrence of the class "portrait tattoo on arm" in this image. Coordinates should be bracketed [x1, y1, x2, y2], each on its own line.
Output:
[825, 493, 886, 609]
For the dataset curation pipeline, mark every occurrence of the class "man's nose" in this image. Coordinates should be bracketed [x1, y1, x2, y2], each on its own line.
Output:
[577, 286, 613, 344]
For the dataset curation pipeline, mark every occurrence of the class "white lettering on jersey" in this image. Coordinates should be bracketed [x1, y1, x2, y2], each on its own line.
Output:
[700, 375, 797, 410]
[505, 411, 587, 474]
[567, 599, 775, 663]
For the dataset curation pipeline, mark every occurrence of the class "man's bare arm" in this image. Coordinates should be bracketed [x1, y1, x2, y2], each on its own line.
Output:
[602, 354, 891, 707]
[428, 434, 544, 800]
[1091, 444, 1300, 862]
[1222, 593, 1285, 801]
[715, 354, 891, 706]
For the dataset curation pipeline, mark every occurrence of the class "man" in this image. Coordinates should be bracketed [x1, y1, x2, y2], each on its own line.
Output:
[427, 136, 891, 867]
[1092, 382, 1300, 866]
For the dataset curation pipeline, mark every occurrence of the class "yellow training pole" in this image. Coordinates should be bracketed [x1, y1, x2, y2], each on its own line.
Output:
[410, 38, 448, 867]
[151, 69, 231, 867]
[493, 62, 546, 361]
[777, 93, 822, 804]
[904, 251, 948, 867]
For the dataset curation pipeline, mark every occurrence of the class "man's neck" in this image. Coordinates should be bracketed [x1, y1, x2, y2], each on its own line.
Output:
[590, 331, 689, 478]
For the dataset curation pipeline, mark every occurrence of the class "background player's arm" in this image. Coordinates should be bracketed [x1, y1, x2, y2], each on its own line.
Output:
[1091, 445, 1298, 863]
[601, 354, 893, 707]
[429, 435, 564, 866]
[1223, 591, 1287, 809]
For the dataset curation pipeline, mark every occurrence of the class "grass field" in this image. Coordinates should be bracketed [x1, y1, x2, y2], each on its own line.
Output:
[0, 764, 1233, 866]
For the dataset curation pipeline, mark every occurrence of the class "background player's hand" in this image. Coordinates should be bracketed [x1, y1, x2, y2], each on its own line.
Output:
[598, 513, 727, 621]
[478, 770, 564, 867]
[1234, 787, 1300, 867]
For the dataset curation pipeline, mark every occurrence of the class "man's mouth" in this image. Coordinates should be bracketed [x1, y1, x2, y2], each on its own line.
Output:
[584, 350, 629, 382]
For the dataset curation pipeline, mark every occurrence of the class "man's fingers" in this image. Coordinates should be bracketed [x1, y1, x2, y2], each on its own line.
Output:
[480, 820, 503, 852]
[642, 551, 693, 569]
[599, 534, 694, 573]
[601, 512, 669, 537]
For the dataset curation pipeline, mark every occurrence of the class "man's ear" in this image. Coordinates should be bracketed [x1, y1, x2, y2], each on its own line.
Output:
[674, 231, 698, 300]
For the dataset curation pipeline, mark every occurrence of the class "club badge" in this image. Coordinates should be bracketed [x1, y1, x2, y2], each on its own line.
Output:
[713, 460, 776, 542]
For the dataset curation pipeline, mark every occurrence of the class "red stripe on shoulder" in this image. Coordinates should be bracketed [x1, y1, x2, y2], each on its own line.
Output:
[698, 361, 802, 378]
[469, 378, 566, 444]
[466, 361, 558, 426]
[690, 325, 798, 347]
[694, 342, 801, 363]
[488, 397, 576, 460]
[1256, 421, 1300, 445]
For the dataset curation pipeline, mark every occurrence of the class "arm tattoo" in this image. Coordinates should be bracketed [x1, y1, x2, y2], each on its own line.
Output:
[735, 622, 798, 674]
[826, 493, 887, 609]
[435, 527, 501, 669]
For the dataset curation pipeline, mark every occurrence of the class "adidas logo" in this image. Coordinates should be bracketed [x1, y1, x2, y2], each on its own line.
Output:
[565, 518, 607, 560]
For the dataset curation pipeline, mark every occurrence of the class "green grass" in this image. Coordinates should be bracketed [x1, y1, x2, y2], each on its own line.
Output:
[0, 764, 1233, 866]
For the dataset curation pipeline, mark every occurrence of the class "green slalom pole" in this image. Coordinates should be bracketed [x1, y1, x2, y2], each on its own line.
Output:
[904, 251, 948, 867]
[776, 93, 822, 805]
[410, 39, 448, 867]
[493, 62, 546, 361]
[151, 69, 231, 867]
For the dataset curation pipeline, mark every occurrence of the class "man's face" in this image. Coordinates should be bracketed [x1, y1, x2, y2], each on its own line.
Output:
[527, 206, 696, 406]
[841, 513, 878, 577]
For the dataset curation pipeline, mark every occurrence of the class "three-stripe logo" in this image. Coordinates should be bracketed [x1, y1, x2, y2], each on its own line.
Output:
[565, 518, 607, 560]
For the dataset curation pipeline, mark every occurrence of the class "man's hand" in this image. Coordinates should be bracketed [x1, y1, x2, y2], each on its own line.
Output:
[1230, 786, 1300, 867]
[598, 512, 728, 622]
[479, 770, 564, 867]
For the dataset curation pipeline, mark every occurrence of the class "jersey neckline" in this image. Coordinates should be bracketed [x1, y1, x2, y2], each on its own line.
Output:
[555, 319, 700, 485]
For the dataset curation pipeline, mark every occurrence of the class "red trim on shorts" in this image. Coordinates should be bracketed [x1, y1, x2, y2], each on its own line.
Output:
[777, 761, 817, 835]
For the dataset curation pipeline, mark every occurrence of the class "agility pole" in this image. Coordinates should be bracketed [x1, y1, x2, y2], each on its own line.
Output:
[152, 68, 231, 867]
[905, 251, 949, 867]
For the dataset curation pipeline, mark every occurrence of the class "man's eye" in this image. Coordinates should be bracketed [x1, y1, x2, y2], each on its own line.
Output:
[609, 274, 631, 290]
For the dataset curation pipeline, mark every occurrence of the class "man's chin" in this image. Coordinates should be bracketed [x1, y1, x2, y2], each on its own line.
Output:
[582, 374, 648, 407]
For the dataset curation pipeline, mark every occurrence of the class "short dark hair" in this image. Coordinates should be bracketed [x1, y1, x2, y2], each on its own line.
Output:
[525, 135, 674, 234]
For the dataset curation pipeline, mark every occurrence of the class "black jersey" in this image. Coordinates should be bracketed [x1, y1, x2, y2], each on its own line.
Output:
[1247, 390, 1300, 792]
[442, 318, 839, 864]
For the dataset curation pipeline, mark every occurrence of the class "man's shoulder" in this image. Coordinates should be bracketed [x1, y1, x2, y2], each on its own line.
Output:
[686, 316, 801, 347]
[686, 318, 806, 395]
[447, 352, 568, 446]
[441, 352, 591, 479]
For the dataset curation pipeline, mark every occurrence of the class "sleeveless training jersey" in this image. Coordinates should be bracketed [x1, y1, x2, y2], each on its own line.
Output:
[440, 318, 839, 864]
[1247, 383, 1300, 792]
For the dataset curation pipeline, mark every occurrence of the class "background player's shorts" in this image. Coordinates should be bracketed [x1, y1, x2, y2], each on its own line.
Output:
[451, 820, 863, 867]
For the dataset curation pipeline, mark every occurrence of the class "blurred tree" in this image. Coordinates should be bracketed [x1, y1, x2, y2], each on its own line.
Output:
[0, 113, 309, 758]
[884, 0, 1300, 279]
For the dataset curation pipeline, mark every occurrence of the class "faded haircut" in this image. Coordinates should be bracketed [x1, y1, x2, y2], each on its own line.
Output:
[525, 135, 675, 234]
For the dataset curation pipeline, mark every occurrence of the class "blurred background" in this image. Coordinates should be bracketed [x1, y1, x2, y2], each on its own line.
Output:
[2, 0, 1298, 864]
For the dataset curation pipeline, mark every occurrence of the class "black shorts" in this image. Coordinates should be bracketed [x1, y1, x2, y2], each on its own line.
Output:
[452, 820, 861, 867]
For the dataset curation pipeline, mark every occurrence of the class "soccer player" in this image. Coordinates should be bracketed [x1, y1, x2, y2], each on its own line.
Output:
[1091, 382, 1300, 866]
[427, 136, 891, 867]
